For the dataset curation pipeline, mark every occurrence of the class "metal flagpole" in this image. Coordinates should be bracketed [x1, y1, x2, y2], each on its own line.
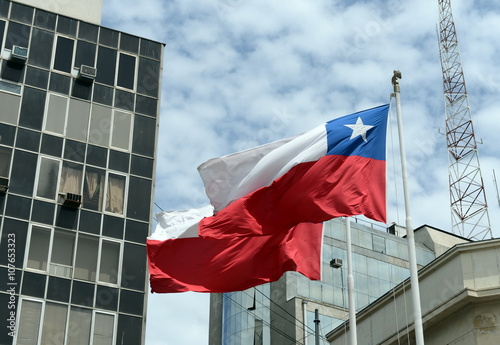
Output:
[314, 309, 320, 345]
[345, 217, 357, 345]
[391, 70, 425, 345]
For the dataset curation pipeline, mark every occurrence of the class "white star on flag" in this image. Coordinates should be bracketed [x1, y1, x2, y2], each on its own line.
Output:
[344, 117, 374, 142]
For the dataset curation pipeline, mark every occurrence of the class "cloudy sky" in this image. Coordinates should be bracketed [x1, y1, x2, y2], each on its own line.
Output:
[101, 0, 500, 343]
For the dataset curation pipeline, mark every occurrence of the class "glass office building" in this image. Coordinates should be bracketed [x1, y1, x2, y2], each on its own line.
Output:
[209, 219, 440, 345]
[0, 1, 163, 344]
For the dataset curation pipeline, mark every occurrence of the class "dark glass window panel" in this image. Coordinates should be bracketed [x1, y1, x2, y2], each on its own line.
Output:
[75, 40, 96, 67]
[34, 9, 56, 30]
[72, 79, 92, 100]
[10, 2, 33, 24]
[135, 95, 157, 117]
[114, 89, 134, 111]
[0, 1, 9, 18]
[0, 145, 12, 177]
[120, 33, 139, 54]
[49, 72, 71, 95]
[92, 83, 113, 106]
[56, 205, 79, 230]
[5, 21, 30, 50]
[79, 210, 101, 234]
[130, 155, 153, 178]
[108, 150, 129, 173]
[64, 139, 86, 163]
[0, 20, 5, 50]
[0, 123, 16, 146]
[119, 290, 144, 315]
[21, 272, 46, 298]
[122, 243, 146, 291]
[0, 218, 28, 267]
[25, 66, 49, 89]
[117, 315, 142, 345]
[28, 28, 54, 69]
[53, 36, 74, 73]
[83, 166, 104, 211]
[132, 115, 156, 157]
[86, 144, 107, 167]
[41, 134, 63, 157]
[71, 281, 94, 306]
[46, 277, 71, 302]
[5, 194, 31, 220]
[31, 200, 55, 225]
[9, 150, 37, 196]
[78, 22, 98, 42]
[56, 15, 77, 37]
[95, 285, 118, 311]
[1, 60, 25, 83]
[19, 87, 46, 130]
[102, 215, 124, 239]
[15, 128, 40, 152]
[95, 46, 116, 86]
[64, 141, 84, 163]
[117, 53, 135, 89]
[137, 57, 160, 98]
[125, 220, 148, 244]
[140, 39, 162, 60]
[126, 177, 151, 222]
[99, 27, 118, 48]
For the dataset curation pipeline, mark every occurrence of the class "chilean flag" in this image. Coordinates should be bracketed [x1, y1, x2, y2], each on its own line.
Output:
[147, 104, 388, 293]
[198, 104, 389, 239]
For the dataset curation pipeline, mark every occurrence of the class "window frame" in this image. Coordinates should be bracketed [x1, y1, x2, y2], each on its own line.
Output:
[109, 109, 134, 152]
[24, 224, 76, 279]
[115, 51, 137, 92]
[14, 298, 118, 345]
[97, 238, 122, 286]
[34, 155, 62, 201]
[43, 92, 70, 137]
[51, 35, 77, 75]
[103, 170, 128, 217]
[90, 310, 117, 345]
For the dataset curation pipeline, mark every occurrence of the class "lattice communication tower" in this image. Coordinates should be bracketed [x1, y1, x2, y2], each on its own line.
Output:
[437, 0, 492, 240]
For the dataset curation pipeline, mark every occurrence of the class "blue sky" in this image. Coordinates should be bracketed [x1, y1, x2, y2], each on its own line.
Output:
[101, 0, 500, 343]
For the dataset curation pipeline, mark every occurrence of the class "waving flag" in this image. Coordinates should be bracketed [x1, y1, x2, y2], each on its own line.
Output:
[147, 208, 323, 293]
[198, 104, 389, 239]
[147, 104, 389, 293]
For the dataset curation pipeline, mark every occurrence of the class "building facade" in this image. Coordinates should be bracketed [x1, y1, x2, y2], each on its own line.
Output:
[209, 219, 467, 345]
[327, 238, 500, 345]
[0, 1, 163, 344]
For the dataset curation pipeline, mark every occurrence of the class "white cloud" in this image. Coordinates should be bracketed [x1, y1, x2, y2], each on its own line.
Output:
[101, 0, 500, 343]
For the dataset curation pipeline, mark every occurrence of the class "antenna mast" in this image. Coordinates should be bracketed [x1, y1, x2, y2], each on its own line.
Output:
[437, 0, 492, 240]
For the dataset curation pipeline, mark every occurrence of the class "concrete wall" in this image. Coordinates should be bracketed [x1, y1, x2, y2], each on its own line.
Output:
[14, 0, 103, 24]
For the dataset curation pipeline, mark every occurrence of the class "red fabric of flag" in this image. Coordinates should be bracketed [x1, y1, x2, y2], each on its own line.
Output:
[147, 222, 322, 293]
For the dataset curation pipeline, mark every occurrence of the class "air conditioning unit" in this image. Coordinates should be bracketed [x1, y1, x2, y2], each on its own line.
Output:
[8, 45, 29, 64]
[0, 177, 8, 193]
[77, 65, 97, 81]
[330, 258, 343, 269]
[62, 193, 82, 208]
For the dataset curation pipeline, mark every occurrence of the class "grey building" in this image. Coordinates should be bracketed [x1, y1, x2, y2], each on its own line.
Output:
[327, 238, 500, 345]
[0, 0, 163, 344]
[209, 219, 468, 345]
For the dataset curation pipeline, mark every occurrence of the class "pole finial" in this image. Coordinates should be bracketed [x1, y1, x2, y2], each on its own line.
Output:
[392, 70, 402, 92]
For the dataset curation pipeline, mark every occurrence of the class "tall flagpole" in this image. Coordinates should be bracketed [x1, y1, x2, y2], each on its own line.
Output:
[345, 217, 357, 345]
[392, 70, 425, 345]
